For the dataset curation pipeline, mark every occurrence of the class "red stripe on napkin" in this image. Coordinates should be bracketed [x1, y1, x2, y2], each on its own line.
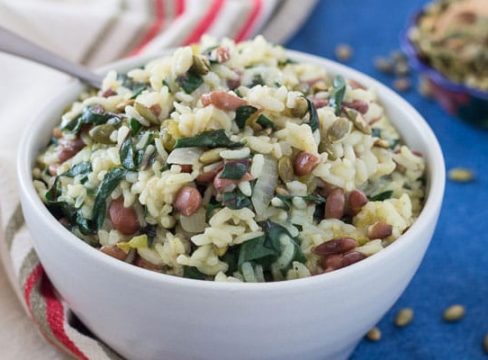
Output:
[234, 0, 262, 42]
[42, 279, 89, 360]
[131, 0, 166, 54]
[23, 264, 43, 308]
[175, 0, 185, 16]
[184, 0, 225, 45]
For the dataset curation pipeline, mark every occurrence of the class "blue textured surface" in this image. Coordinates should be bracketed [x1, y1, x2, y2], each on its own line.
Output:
[286, 1, 488, 359]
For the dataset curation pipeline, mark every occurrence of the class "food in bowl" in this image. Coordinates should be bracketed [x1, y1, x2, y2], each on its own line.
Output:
[32, 36, 426, 282]
[408, 0, 488, 91]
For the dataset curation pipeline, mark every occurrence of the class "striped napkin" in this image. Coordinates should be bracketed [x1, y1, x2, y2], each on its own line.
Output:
[0, 0, 317, 358]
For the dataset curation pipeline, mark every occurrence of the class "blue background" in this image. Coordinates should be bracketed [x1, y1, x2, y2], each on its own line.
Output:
[286, 0, 488, 359]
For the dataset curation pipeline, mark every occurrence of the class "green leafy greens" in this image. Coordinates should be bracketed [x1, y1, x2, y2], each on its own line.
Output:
[305, 98, 319, 132]
[368, 190, 393, 201]
[92, 168, 127, 230]
[174, 130, 242, 149]
[61, 162, 92, 178]
[177, 72, 204, 94]
[220, 162, 247, 180]
[234, 105, 258, 129]
[329, 75, 346, 115]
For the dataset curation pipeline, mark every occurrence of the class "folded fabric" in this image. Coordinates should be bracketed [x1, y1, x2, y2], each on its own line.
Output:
[0, 0, 317, 358]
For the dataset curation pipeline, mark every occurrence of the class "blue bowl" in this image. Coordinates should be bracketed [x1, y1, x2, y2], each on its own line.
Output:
[402, 10, 488, 128]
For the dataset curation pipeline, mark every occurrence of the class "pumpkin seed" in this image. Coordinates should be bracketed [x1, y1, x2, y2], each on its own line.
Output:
[448, 168, 475, 183]
[319, 141, 337, 161]
[311, 80, 328, 93]
[162, 132, 175, 151]
[275, 186, 290, 196]
[346, 109, 371, 134]
[418, 76, 433, 98]
[393, 77, 411, 92]
[116, 99, 134, 112]
[374, 57, 393, 74]
[200, 148, 224, 164]
[395, 308, 414, 327]
[88, 124, 116, 144]
[366, 327, 381, 342]
[134, 102, 159, 124]
[214, 245, 228, 256]
[327, 118, 352, 143]
[443, 304, 465, 322]
[374, 139, 390, 148]
[335, 44, 353, 62]
[290, 96, 309, 118]
[191, 55, 211, 75]
[278, 157, 294, 183]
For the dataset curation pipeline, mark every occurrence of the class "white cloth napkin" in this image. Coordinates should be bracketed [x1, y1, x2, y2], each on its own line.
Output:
[0, 0, 317, 358]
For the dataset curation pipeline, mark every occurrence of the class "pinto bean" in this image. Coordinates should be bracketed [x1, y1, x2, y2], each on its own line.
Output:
[135, 256, 162, 271]
[367, 221, 393, 239]
[227, 78, 241, 90]
[57, 138, 85, 163]
[317, 181, 337, 197]
[325, 188, 345, 219]
[179, 164, 193, 173]
[294, 152, 320, 176]
[341, 251, 366, 267]
[100, 245, 128, 261]
[108, 197, 140, 235]
[309, 97, 328, 108]
[348, 189, 368, 215]
[101, 88, 117, 98]
[216, 46, 231, 63]
[201, 91, 247, 111]
[174, 186, 202, 216]
[213, 171, 252, 192]
[196, 163, 224, 183]
[344, 99, 369, 114]
[313, 238, 358, 256]
[348, 79, 366, 90]
[323, 254, 343, 272]
[48, 164, 59, 176]
[323, 251, 366, 272]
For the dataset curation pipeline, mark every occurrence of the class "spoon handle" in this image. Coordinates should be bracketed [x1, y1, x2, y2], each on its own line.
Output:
[0, 26, 103, 88]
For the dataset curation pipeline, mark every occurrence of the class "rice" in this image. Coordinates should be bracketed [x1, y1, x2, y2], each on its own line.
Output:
[33, 36, 426, 282]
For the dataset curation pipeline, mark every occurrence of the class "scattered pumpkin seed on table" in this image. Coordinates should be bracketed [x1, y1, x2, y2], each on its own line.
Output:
[335, 44, 353, 62]
[366, 327, 381, 342]
[448, 168, 475, 183]
[443, 304, 465, 322]
[395, 308, 414, 327]
[394, 78, 411, 92]
[374, 57, 394, 74]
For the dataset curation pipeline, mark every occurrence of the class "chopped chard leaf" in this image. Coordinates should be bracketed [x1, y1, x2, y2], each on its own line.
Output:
[177, 72, 204, 94]
[120, 136, 137, 170]
[174, 130, 242, 149]
[220, 162, 247, 180]
[329, 75, 346, 115]
[235, 105, 258, 129]
[305, 98, 319, 132]
[129, 118, 143, 135]
[183, 266, 207, 280]
[222, 190, 252, 210]
[368, 190, 393, 201]
[92, 168, 127, 230]
[62, 162, 92, 177]
[256, 114, 275, 129]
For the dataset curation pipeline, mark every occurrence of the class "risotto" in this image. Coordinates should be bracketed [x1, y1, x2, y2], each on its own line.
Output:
[33, 36, 426, 282]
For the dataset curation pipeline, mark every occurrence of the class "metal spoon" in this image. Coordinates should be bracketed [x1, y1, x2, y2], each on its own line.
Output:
[0, 26, 103, 88]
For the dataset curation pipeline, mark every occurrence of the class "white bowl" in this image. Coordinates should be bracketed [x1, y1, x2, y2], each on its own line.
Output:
[17, 50, 445, 360]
